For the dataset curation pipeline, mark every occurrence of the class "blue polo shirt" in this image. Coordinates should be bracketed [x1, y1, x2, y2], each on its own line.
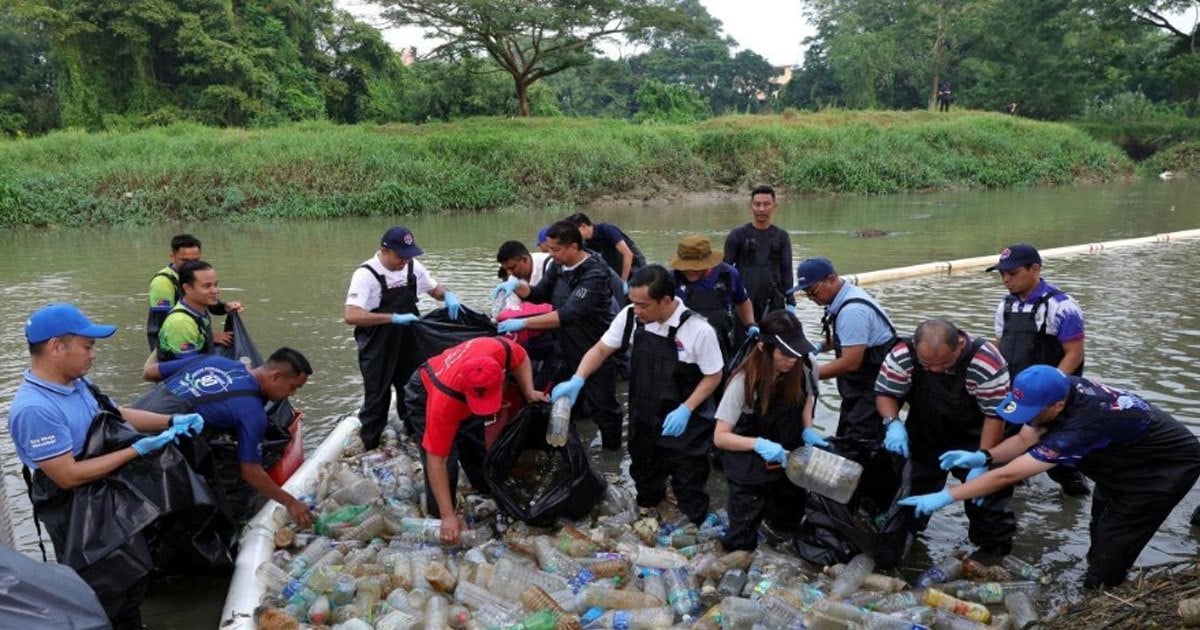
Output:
[8, 371, 103, 469]
[675, 262, 750, 310]
[159, 356, 268, 463]
[827, 282, 895, 347]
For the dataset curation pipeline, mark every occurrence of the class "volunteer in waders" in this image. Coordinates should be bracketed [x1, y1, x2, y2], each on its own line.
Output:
[552, 265, 724, 523]
[876, 319, 1017, 555]
[130, 348, 314, 527]
[987, 243, 1091, 497]
[901, 365, 1200, 589]
[713, 309, 828, 551]
[344, 225, 463, 449]
[795, 257, 898, 441]
[145, 233, 240, 351]
[8, 303, 212, 629]
[723, 185, 796, 323]
[404, 336, 547, 544]
[154, 259, 243, 365]
[493, 221, 623, 449]
[668, 234, 757, 361]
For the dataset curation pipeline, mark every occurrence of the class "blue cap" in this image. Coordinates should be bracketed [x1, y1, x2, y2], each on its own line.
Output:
[986, 243, 1041, 272]
[25, 303, 117, 344]
[381, 225, 423, 258]
[795, 257, 836, 290]
[996, 365, 1070, 424]
[535, 224, 551, 245]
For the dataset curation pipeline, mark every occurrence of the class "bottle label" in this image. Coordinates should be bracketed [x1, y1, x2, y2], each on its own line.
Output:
[614, 611, 630, 630]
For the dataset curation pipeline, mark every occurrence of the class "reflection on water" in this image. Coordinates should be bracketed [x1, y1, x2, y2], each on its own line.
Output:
[1, 178, 1198, 620]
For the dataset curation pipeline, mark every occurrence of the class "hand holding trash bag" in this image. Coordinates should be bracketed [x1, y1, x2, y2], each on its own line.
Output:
[492, 277, 520, 300]
[442, 291, 462, 320]
[132, 427, 178, 456]
[391, 313, 418, 326]
[661, 404, 690, 437]
[171, 413, 204, 437]
[884, 421, 909, 458]
[898, 488, 953, 517]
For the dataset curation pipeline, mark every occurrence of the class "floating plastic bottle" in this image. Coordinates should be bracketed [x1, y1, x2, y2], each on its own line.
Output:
[959, 557, 1013, 582]
[859, 590, 924, 613]
[256, 561, 292, 591]
[721, 596, 763, 627]
[423, 594, 448, 630]
[547, 398, 572, 447]
[330, 572, 357, 606]
[580, 606, 675, 629]
[531, 538, 595, 592]
[826, 564, 907, 593]
[717, 568, 748, 598]
[489, 557, 571, 599]
[624, 543, 687, 569]
[664, 567, 700, 616]
[930, 609, 991, 630]
[344, 514, 387, 542]
[455, 579, 517, 614]
[830, 554, 876, 599]
[784, 446, 864, 504]
[760, 593, 806, 627]
[924, 588, 991, 624]
[579, 586, 660, 610]
[641, 569, 668, 605]
[1001, 556, 1047, 584]
[915, 556, 963, 588]
[1005, 591, 1040, 629]
[375, 609, 420, 630]
[954, 581, 1038, 604]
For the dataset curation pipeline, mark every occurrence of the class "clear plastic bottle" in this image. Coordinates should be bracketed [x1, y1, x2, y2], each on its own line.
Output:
[330, 572, 358, 606]
[826, 564, 907, 593]
[924, 587, 991, 624]
[1000, 556, 1046, 584]
[307, 594, 332, 625]
[641, 569, 667, 605]
[532, 537, 594, 592]
[375, 609, 420, 630]
[721, 596, 763, 626]
[289, 535, 333, 577]
[304, 564, 341, 592]
[760, 593, 806, 627]
[960, 557, 1013, 582]
[580, 607, 675, 629]
[580, 585, 660, 610]
[256, 561, 292, 591]
[623, 543, 687, 569]
[519, 586, 573, 627]
[931, 609, 991, 630]
[717, 568, 748, 598]
[425, 560, 458, 593]
[556, 528, 598, 557]
[784, 446, 864, 504]
[455, 579, 518, 613]
[490, 556, 571, 599]
[1005, 591, 1040, 629]
[810, 599, 867, 623]
[547, 398, 572, 447]
[914, 556, 963, 588]
[447, 603, 472, 629]
[344, 514, 387, 542]
[955, 581, 1038, 604]
[830, 554, 876, 599]
[491, 292, 509, 321]
[663, 567, 700, 616]
[424, 594, 448, 630]
[863, 589, 925, 613]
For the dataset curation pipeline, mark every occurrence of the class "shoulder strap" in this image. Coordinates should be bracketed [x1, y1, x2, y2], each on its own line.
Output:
[668, 309, 695, 341]
[836, 297, 897, 337]
[421, 363, 467, 403]
[359, 263, 387, 292]
[619, 306, 638, 352]
[1032, 289, 1063, 335]
[20, 465, 50, 562]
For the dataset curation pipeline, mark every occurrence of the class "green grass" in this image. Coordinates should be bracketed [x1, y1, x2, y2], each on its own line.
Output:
[0, 112, 1132, 227]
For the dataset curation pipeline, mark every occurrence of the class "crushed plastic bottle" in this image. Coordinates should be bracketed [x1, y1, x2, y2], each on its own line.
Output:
[915, 555, 963, 588]
[1005, 591, 1040, 629]
[829, 554, 875, 599]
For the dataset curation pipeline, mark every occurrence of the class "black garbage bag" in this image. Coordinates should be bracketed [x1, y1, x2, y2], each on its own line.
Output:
[794, 437, 914, 569]
[412, 306, 497, 363]
[483, 403, 607, 526]
[0, 543, 110, 629]
[215, 310, 263, 367]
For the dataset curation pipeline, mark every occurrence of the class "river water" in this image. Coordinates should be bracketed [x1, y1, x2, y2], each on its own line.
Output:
[1, 177, 1198, 626]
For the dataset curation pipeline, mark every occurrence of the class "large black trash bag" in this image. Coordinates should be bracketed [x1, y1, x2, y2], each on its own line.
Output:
[483, 403, 607, 526]
[0, 543, 110, 629]
[215, 310, 263, 367]
[413, 306, 497, 363]
[794, 437, 914, 570]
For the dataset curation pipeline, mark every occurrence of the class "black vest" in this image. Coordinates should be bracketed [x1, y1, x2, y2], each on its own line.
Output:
[903, 334, 989, 461]
[823, 296, 898, 401]
[721, 362, 816, 484]
[999, 291, 1083, 378]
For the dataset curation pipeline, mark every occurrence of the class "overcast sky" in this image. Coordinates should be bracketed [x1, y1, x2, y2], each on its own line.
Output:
[338, 0, 817, 67]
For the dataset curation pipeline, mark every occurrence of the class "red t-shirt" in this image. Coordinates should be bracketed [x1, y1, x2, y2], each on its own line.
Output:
[421, 337, 527, 456]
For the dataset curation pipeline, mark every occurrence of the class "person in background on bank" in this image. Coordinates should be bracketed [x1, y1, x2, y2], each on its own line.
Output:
[713, 310, 827, 551]
[876, 319, 1017, 555]
[146, 233, 242, 351]
[154, 259, 243, 365]
[988, 243, 1091, 497]
[795, 257, 898, 442]
[724, 185, 796, 323]
[668, 234, 756, 360]
[493, 221, 623, 449]
[901, 365, 1200, 589]
[555, 265, 724, 522]
[130, 348, 314, 527]
[405, 336, 547, 544]
[937, 81, 953, 112]
[9, 303, 205, 628]
[1004, 102, 1018, 115]
[566, 212, 646, 286]
[344, 225, 463, 449]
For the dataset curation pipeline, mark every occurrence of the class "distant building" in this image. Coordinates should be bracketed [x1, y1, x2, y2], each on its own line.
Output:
[757, 65, 796, 101]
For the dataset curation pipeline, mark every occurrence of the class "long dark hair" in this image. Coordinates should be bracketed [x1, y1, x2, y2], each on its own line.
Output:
[735, 342, 808, 416]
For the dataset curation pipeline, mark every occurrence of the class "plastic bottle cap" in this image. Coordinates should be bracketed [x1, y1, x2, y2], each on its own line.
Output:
[581, 607, 603, 624]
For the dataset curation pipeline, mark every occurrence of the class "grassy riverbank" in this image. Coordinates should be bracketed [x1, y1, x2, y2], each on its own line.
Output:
[0, 111, 1131, 227]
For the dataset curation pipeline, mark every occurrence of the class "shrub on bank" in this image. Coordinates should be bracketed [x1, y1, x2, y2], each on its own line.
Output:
[0, 112, 1131, 227]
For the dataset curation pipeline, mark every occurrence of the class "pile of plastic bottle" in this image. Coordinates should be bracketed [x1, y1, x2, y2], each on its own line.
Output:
[253, 428, 1045, 629]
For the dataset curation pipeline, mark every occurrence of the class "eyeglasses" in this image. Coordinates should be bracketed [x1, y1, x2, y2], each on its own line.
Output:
[803, 280, 825, 297]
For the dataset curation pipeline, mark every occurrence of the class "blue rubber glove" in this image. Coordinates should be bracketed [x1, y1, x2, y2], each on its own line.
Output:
[551, 375, 585, 407]
[785, 304, 797, 315]
[497, 318, 527, 334]
[132, 428, 178, 456]
[965, 466, 987, 506]
[939, 449, 987, 471]
[746, 325, 760, 338]
[442, 291, 462, 320]
[621, 280, 629, 296]
[391, 313, 418, 326]
[171, 413, 205, 437]
[884, 421, 910, 458]
[661, 404, 691, 437]
[802, 427, 830, 448]
[492, 277, 520, 300]
[753, 437, 788, 465]
[897, 488, 954, 517]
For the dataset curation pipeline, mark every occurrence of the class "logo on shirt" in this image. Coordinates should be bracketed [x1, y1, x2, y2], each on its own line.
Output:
[180, 366, 235, 396]
[29, 435, 58, 450]
[573, 288, 588, 300]
[675, 339, 686, 354]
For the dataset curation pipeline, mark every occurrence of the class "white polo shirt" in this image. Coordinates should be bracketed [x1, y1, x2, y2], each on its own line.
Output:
[600, 298, 724, 376]
[345, 253, 439, 311]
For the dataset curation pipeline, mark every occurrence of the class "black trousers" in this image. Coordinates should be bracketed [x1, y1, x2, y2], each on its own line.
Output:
[573, 358, 623, 445]
[628, 419, 710, 524]
[910, 456, 1016, 552]
[721, 475, 805, 551]
[1084, 479, 1196, 588]
[835, 393, 886, 443]
[357, 328, 421, 449]
[404, 372, 488, 518]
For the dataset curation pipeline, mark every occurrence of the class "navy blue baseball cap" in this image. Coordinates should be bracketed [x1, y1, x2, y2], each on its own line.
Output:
[795, 257, 836, 291]
[381, 225, 423, 258]
[535, 224, 551, 245]
[986, 244, 1041, 272]
[997, 365, 1070, 424]
[25, 303, 117, 344]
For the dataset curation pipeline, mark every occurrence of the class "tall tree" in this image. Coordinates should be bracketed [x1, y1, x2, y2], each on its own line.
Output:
[376, 0, 710, 116]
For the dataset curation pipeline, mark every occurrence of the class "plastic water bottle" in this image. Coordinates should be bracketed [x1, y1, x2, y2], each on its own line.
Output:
[860, 590, 924, 613]
[1005, 591, 1040, 629]
[255, 561, 292, 591]
[330, 573, 357, 606]
[924, 587, 991, 624]
[547, 397, 572, 447]
[784, 446, 863, 503]
[721, 596, 763, 626]
[717, 568, 748, 598]
[1001, 555, 1047, 583]
[641, 569, 668, 605]
[580, 607, 675, 629]
[455, 579, 517, 613]
[491, 292, 508, 321]
[580, 586, 660, 610]
[307, 594, 332, 625]
[423, 594, 448, 630]
[489, 557, 571, 599]
[664, 567, 700, 616]
[955, 581, 1038, 604]
[374, 609, 420, 630]
[447, 603, 472, 629]
[760, 594, 805, 627]
[624, 543, 687, 569]
[915, 556, 963, 588]
[826, 564, 907, 593]
[829, 553, 875, 598]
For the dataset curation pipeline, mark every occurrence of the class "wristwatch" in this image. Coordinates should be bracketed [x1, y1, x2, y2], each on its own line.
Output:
[980, 448, 994, 466]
